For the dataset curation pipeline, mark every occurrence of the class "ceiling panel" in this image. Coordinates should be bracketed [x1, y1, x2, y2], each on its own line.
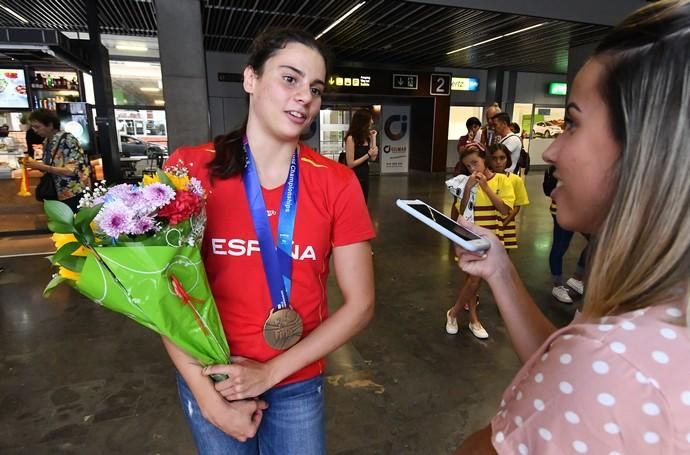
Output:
[0, 0, 610, 73]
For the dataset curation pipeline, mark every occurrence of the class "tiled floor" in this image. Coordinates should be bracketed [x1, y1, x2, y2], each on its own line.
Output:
[0, 171, 586, 454]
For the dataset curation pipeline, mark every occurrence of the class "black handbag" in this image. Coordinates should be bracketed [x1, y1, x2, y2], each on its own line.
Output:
[35, 133, 67, 202]
[35, 173, 57, 202]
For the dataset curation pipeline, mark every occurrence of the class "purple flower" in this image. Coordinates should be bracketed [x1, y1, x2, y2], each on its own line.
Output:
[188, 178, 206, 197]
[123, 188, 146, 207]
[95, 201, 135, 238]
[131, 216, 159, 235]
[106, 184, 133, 199]
[142, 182, 176, 210]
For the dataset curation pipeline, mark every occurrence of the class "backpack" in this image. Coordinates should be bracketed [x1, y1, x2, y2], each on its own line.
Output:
[518, 147, 530, 174]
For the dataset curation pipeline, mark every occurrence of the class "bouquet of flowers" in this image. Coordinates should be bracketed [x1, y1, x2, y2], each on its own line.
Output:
[43, 165, 229, 368]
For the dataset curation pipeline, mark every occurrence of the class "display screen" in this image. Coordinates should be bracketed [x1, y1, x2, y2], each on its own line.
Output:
[407, 203, 482, 241]
[0, 69, 28, 108]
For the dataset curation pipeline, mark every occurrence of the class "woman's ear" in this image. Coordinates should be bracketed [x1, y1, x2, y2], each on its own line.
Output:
[243, 66, 256, 94]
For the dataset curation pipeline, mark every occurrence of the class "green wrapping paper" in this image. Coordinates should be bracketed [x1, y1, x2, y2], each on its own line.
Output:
[42, 170, 231, 372]
[76, 245, 229, 366]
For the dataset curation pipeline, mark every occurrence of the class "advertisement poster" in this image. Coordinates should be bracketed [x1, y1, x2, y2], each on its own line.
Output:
[0, 69, 28, 109]
[380, 105, 410, 174]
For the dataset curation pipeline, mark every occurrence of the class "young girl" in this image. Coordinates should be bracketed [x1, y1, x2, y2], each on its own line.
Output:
[489, 144, 529, 250]
[446, 145, 515, 339]
[344, 108, 378, 202]
[164, 29, 375, 454]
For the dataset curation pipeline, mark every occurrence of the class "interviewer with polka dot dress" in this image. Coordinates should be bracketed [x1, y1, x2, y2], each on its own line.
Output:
[492, 304, 689, 453]
[451, 1, 690, 453]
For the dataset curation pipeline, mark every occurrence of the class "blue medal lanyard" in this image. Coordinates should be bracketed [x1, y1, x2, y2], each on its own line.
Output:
[241, 136, 299, 311]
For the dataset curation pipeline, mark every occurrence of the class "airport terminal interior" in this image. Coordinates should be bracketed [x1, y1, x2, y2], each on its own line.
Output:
[0, 0, 656, 454]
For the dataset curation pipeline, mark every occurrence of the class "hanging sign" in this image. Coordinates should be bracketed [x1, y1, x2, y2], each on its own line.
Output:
[393, 74, 418, 90]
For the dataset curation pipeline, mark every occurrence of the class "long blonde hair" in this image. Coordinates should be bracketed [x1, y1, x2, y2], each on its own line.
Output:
[582, 0, 690, 320]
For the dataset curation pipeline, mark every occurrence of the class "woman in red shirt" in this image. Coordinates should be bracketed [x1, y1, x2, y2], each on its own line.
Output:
[164, 28, 375, 454]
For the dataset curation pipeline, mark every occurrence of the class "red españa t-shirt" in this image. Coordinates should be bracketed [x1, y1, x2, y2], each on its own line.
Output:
[168, 143, 375, 385]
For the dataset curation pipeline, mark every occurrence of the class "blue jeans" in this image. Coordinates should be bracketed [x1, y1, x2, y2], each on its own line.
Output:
[549, 215, 589, 282]
[176, 373, 325, 454]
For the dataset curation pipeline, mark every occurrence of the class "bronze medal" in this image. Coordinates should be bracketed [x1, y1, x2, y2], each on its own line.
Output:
[263, 307, 303, 350]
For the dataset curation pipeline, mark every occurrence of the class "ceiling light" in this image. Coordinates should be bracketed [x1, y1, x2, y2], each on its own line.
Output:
[316, 2, 365, 40]
[446, 22, 546, 55]
[115, 43, 149, 52]
[0, 5, 29, 24]
[140, 87, 160, 92]
[154, 100, 165, 105]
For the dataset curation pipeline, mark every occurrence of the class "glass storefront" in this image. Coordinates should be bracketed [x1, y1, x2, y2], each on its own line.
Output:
[319, 108, 351, 162]
[448, 105, 483, 141]
[512, 104, 565, 167]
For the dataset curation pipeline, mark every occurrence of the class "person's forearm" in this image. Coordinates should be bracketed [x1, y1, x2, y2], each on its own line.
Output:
[266, 294, 374, 385]
[346, 150, 369, 168]
[162, 336, 215, 402]
[486, 261, 556, 363]
[32, 161, 77, 177]
[504, 206, 520, 225]
[455, 424, 497, 455]
[459, 188, 471, 214]
[484, 187, 511, 216]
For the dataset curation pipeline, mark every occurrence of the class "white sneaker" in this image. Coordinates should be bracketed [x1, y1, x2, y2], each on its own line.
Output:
[566, 278, 584, 295]
[469, 322, 489, 339]
[446, 310, 459, 334]
[552, 286, 573, 303]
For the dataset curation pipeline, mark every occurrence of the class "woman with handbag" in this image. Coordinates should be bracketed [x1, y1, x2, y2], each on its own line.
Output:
[24, 108, 91, 212]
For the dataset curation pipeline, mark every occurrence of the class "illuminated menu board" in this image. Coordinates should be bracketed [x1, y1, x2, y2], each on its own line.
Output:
[0, 69, 28, 108]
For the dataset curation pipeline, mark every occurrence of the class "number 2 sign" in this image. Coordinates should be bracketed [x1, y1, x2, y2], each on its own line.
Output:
[430, 73, 451, 96]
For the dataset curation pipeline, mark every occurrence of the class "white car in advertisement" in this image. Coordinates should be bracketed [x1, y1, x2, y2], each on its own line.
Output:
[532, 121, 562, 138]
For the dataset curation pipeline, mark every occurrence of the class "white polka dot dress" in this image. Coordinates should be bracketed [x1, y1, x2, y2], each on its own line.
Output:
[491, 303, 690, 454]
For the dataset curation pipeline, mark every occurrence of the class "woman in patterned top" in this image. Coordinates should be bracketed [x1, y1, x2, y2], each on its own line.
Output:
[453, 1, 690, 453]
[25, 109, 91, 212]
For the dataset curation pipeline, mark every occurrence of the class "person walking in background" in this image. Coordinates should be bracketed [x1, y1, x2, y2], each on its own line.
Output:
[163, 28, 375, 454]
[343, 108, 378, 202]
[457, 116, 482, 153]
[493, 113, 522, 174]
[25, 126, 43, 158]
[489, 144, 529, 251]
[544, 165, 588, 303]
[446, 144, 515, 339]
[479, 103, 501, 148]
[24, 109, 91, 213]
[454, 2, 690, 452]
[0, 124, 17, 152]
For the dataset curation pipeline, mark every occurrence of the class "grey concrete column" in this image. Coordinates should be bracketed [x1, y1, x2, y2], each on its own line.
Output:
[486, 67, 505, 107]
[155, 0, 210, 151]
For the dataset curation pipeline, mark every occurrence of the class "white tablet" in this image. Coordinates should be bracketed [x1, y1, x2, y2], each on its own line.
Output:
[396, 199, 491, 252]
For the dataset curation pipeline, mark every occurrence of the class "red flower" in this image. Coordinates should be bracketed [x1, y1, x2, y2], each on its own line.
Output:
[158, 191, 203, 225]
